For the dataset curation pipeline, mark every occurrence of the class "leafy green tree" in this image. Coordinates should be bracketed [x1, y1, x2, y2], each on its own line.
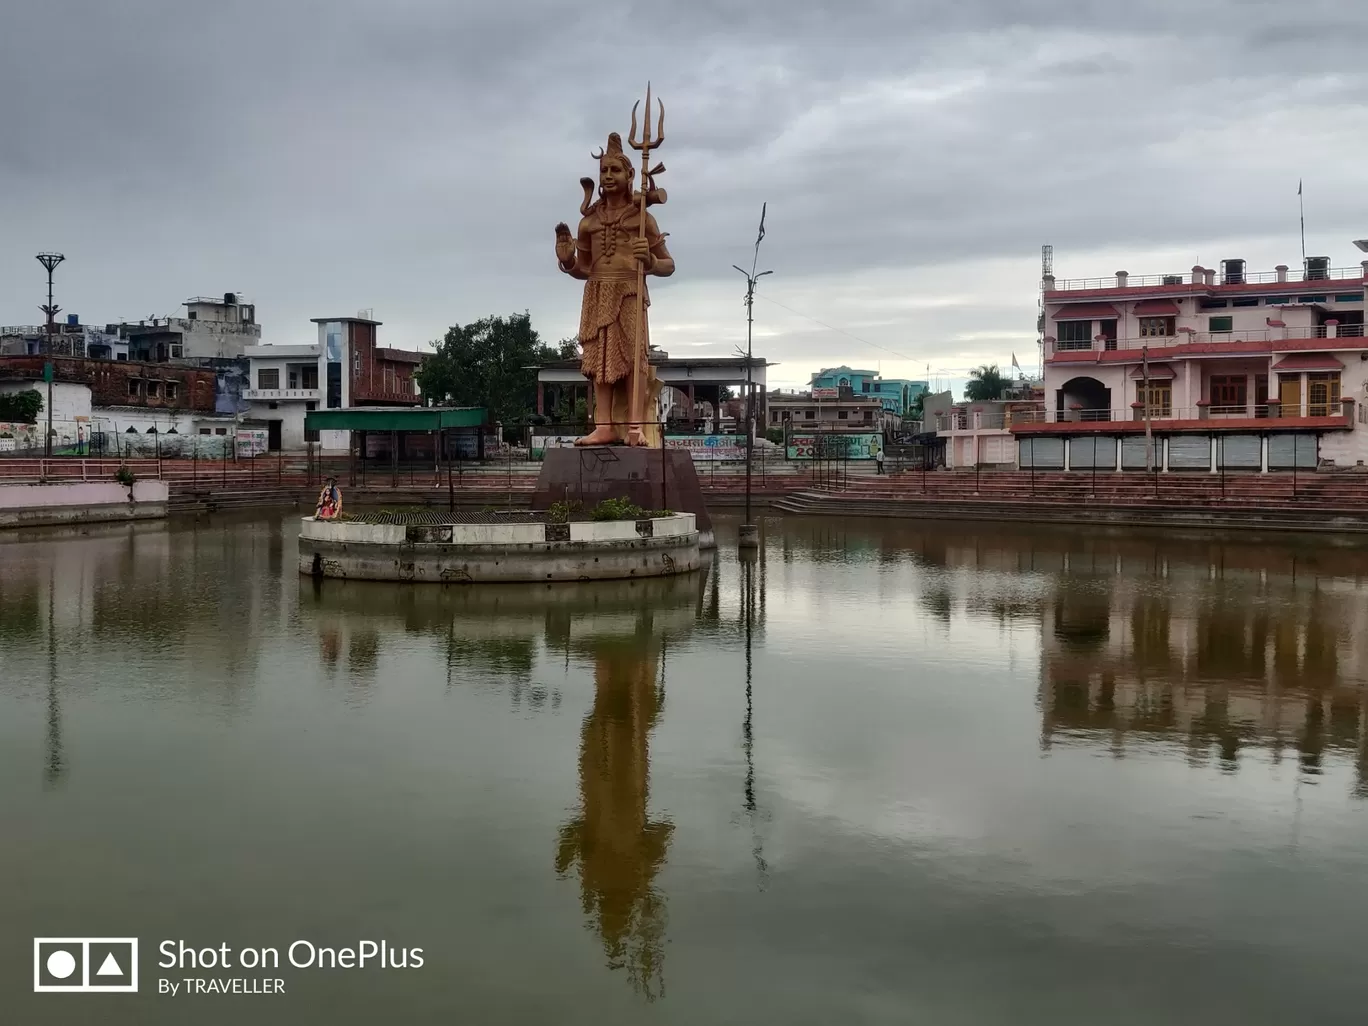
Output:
[0, 389, 43, 424]
[556, 337, 580, 360]
[417, 312, 552, 425]
[964, 364, 1008, 401]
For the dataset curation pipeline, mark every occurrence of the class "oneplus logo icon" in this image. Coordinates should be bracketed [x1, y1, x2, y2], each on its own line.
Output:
[34, 938, 139, 993]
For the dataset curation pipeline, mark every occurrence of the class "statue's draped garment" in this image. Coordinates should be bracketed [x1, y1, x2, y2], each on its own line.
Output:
[576, 201, 664, 446]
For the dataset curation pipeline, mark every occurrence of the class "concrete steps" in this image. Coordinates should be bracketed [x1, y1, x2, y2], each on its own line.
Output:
[770, 489, 1368, 534]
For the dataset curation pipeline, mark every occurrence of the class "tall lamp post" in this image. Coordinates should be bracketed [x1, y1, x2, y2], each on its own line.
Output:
[733, 204, 771, 549]
[36, 253, 66, 460]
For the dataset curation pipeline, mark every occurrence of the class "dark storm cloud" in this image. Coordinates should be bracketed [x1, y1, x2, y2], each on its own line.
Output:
[2, 1, 1366, 386]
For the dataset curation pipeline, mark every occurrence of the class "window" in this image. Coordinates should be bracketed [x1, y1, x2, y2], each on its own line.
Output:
[305, 401, 319, 443]
[301, 365, 319, 390]
[288, 370, 298, 389]
[165, 382, 178, 401]
[147, 381, 160, 398]
[199, 428, 210, 435]
[1232, 297, 1259, 307]
[1334, 294, 1364, 303]
[1209, 375, 1247, 412]
[804, 409, 815, 419]
[188, 311, 197, 321]
[1298, 296, 1326, 303]
[1138, 317, 1175, 337]
[127, 379, 142, 397]
[1200, 299, 1229, 310]
[1137, 382, 1172, 417]
[1264, 297, 1291, 305]
[1209, 316, 1234, 332]
[257, 368, 280, 389]
[861, 381, 870, 393]
[1308, 372, 1341, 416]
[838, 410, 849, 420]
[1056, 320, 1093, 350]
[215, 428, 227, 436]
[863, 410, 873, 421]
[1255, 375, 1270, 417]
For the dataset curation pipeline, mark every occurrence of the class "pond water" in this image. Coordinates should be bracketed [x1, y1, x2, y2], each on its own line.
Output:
[2, 513, 1366, 1024]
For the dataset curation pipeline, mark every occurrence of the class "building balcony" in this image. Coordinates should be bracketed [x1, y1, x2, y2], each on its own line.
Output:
[243, 387, 320, 402]
[935, 409, 1044, 432]
[1047, 324, 1366, 361]
[353, 388, 422, 406]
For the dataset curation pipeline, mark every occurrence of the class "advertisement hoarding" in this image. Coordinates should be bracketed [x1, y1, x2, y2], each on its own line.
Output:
[786, 432, 882, 460]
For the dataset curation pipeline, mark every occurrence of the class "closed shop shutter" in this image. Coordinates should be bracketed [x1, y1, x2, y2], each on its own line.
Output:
[1167, 435, 1211, 470]
[1216, 434, 1261, 469]
[1019, 436, 1064, 468]
[979, 435, 1011, 465]
[1068, 436, 1117, 469]
[1268, 433, 1317, 468]
[1121, 436, 1160, 470]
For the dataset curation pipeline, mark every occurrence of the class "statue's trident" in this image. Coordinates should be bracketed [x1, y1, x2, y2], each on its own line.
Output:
[626, 84, 664, 446]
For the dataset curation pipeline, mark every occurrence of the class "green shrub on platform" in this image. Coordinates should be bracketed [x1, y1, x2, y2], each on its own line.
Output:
[589, 498, 673, 522]
[547, 499, 583, 524]
[115, 465, 136, 487]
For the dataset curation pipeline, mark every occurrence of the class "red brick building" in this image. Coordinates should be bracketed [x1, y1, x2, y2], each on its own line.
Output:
[0, 355, 218, 412]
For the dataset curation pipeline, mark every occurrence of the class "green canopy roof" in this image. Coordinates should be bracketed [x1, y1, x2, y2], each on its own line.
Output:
[304, 407, 487, 432]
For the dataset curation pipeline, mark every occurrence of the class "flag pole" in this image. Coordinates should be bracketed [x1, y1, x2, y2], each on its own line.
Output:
[1299, 179, 1306, 265]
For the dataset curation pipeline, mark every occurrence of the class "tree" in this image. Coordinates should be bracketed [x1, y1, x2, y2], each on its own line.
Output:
[964, 365, 1008, 402]
[416, 312, 549, 425]
[555, 337, 580, 360]
[0, 389, 43, 424]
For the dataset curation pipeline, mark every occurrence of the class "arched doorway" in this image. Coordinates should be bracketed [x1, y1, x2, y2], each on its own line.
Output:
[1057, 377, 1111, 421]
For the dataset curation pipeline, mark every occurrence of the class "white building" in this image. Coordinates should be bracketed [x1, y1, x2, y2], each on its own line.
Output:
[243, 344, 321, 450]
[1021, 253, 1368, 471]
[125, 293, 262, 362]
[244, 315, 425, 451]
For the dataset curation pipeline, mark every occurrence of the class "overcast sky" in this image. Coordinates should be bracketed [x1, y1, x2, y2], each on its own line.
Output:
[3, 1, 1367, 390]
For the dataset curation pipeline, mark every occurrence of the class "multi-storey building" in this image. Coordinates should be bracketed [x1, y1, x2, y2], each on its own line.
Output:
[123, 294, 261, 361]
[1017, 254, 1368, 471]
[809, 366, 927, 416]
[244, 315, 424, 450]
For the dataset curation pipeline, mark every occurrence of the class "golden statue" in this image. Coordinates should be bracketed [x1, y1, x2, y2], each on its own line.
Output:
[554, 87, 674, 447]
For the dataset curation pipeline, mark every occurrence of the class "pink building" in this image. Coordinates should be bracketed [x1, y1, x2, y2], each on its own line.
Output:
[1016, 254, 1368, 471]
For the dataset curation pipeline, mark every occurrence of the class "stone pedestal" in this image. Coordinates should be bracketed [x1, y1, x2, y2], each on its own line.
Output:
[533, 447, 714, 546]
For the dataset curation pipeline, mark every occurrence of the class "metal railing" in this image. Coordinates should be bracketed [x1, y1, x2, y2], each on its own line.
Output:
[242, 387, 321, 401]
[1050, 267, 1365, 291]
[934, 411, 1035, 431]
[1047, 324, 1367, 356]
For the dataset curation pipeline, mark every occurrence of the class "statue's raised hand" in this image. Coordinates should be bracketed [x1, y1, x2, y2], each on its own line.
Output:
[554, 223, 574, 265]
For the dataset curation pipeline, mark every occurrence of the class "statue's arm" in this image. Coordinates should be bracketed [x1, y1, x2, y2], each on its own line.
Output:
[569, 222, 594, 280]
[555, 220, 592, 280]
[645, 214, 674, 278]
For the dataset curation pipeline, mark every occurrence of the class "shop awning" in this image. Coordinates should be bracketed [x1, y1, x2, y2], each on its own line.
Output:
[1271, 354, 1345, 371]
[1132, 299, 1180, 315]
[304, 406, 488, 432]
[1052, 303, 1119, 321]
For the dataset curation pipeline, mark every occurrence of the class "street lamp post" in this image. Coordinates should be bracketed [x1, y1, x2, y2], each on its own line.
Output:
[733, 204, 771, 549]
[36, 253, 66, 460]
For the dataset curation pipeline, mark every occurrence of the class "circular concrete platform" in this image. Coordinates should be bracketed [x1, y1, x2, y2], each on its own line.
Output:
[299, 511, 701, 583]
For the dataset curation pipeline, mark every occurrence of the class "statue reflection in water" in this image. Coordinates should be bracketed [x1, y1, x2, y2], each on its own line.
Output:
[548, 571, 706, 1002]
[554, 622, 674, 1000]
